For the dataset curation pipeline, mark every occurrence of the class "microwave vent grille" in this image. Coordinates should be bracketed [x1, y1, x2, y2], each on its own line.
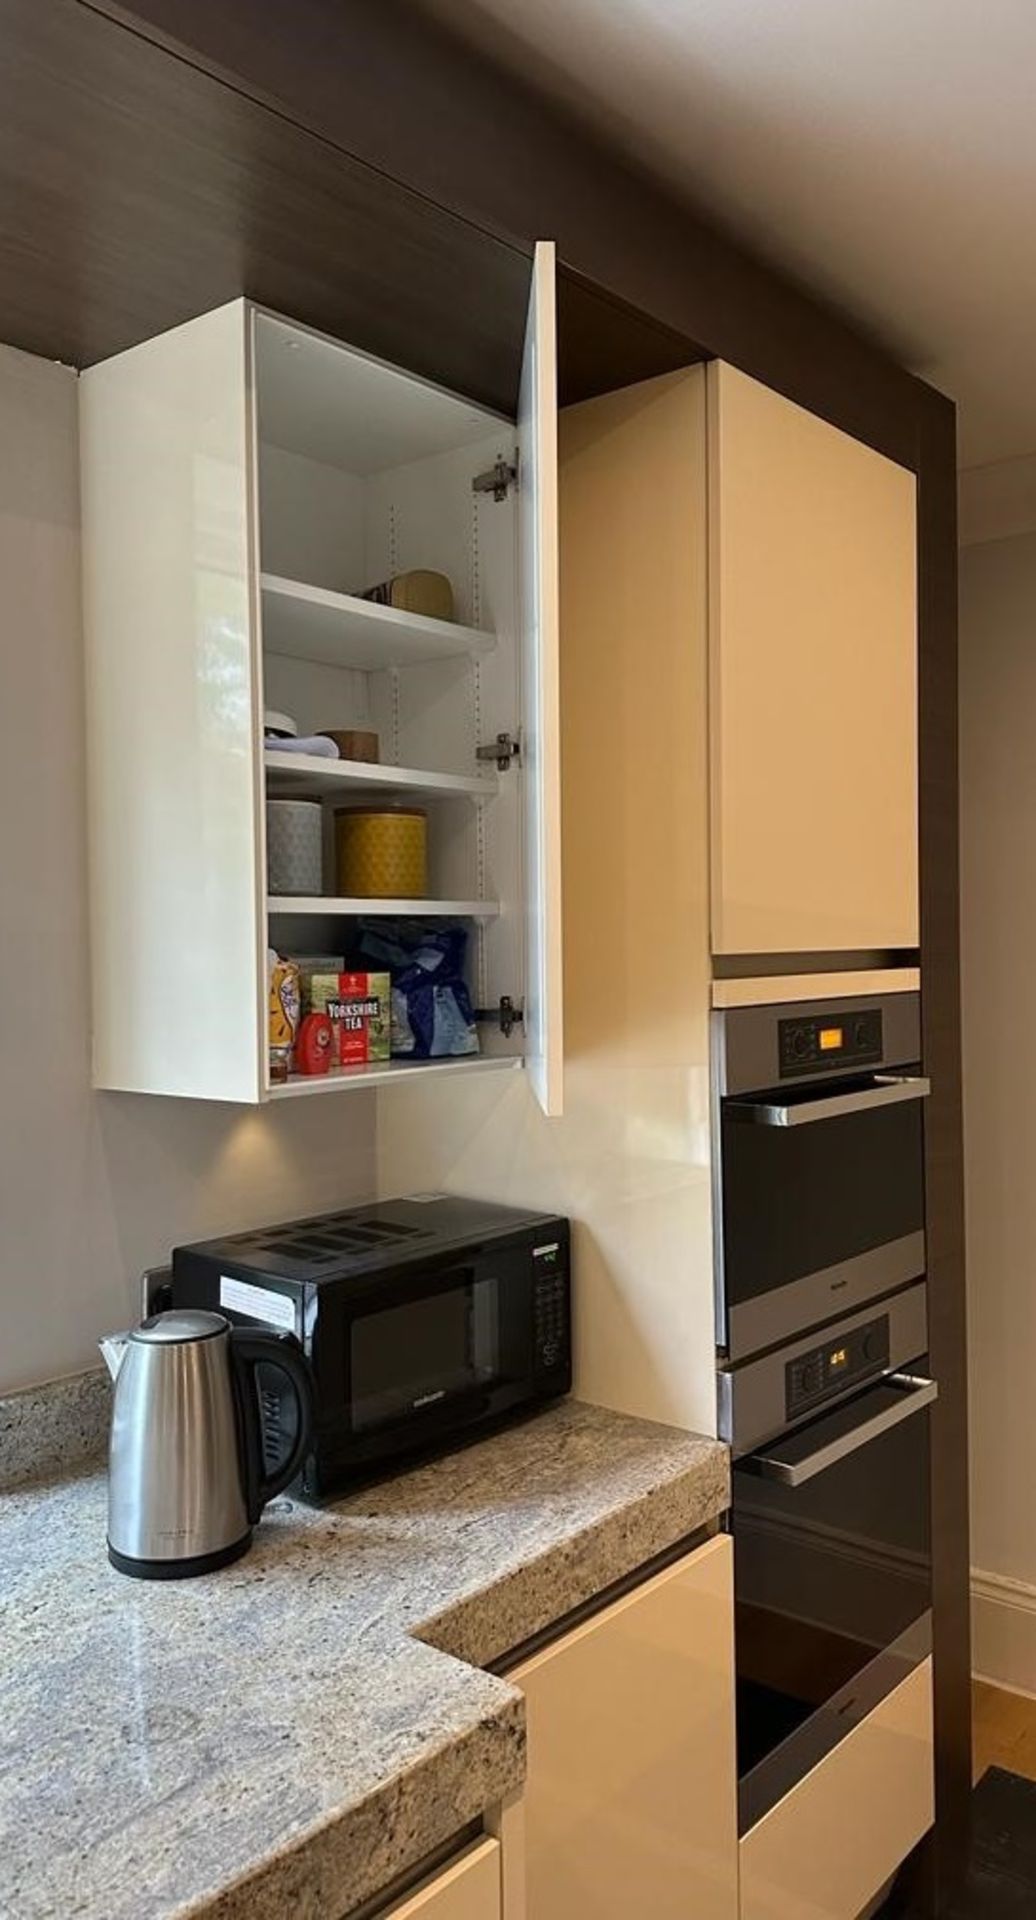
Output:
[221, 1212, 430, 1269]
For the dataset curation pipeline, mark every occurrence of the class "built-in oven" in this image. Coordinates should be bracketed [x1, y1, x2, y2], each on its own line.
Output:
[719, 1281, 934, 1834]
[713, 992, 928, 1360]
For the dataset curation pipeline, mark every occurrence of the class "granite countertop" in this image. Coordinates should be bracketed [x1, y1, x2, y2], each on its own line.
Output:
[0, 1398, 728, 1920]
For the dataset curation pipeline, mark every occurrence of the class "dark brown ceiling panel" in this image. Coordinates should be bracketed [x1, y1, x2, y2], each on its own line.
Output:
[81, 0, 922, 467]
[557, 270, 705, 408]
[0, 0, 531, 409]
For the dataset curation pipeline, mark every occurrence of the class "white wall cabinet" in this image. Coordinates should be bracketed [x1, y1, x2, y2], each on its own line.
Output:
[708, 361, 918, 958]
[510, 1534, 738, 1920]
[376, 1840, 501, 1920]
[79, 248, 562, 1111]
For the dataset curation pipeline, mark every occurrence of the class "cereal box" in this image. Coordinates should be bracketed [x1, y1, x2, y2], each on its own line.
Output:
[303, 970, 391, 1068]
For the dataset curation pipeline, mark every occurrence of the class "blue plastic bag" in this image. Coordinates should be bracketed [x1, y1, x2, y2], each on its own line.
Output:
[356, 920, 479, 1059]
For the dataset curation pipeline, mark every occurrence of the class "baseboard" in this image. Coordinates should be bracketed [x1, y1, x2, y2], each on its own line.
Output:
[972, 1568, 1036, 1695]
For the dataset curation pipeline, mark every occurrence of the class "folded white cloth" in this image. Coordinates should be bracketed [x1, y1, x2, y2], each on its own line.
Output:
[265, 734, 340, 759]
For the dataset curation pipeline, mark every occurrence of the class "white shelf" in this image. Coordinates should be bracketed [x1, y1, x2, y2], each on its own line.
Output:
[267, 896, 500, 918]
[260, 574, 497, 670]
[267, 1055, 521, 1098]
[264, 749, 497, 802]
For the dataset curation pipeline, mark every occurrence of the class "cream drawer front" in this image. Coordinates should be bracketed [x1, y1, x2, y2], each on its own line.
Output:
[382, 1839, 501, 1920]
[513, 1535, 738, 1920]
[739, 1658, 933, 1920]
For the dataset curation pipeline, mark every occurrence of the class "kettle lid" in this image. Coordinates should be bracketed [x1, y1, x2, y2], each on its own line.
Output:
[132, 1309, 228, 1345]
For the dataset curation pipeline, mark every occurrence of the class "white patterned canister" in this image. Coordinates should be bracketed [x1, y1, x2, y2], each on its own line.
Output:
[266, 799, 323, 895]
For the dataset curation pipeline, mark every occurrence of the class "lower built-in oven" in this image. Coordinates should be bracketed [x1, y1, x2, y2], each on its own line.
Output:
[719, 1281, 935, 1835]
[713, 991, 929, 1361]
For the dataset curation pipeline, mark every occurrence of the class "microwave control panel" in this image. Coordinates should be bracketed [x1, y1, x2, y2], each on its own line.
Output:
[786, 1313, 891, 1419]
[778, 1007, 883, 1078]
[533, 1240, 569, 1375]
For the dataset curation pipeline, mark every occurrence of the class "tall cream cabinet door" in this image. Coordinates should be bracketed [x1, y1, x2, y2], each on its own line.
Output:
[511, 1536, 738, 1920]
[382, 1840, 501, 1920]
[708, 362, 918, 957]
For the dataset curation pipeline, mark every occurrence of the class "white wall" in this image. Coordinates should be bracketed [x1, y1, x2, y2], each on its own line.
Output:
[0, 342, 376, 1394]
[959, 478, 1036, 1686]
[377, 372, 718, 1437]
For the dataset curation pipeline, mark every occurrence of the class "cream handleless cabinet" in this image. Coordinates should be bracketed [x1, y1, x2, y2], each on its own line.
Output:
[79, 249, 562, 1111]
[376, 1841, 501, 1920]
[739, 1658, 934, 1920]
[707, 362, 918, 958]
[510, 1535, 738, 1920]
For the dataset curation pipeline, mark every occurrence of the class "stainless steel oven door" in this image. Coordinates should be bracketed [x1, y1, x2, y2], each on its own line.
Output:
[713, 993, 928, 1359]
[732, 1363, 935, 1833]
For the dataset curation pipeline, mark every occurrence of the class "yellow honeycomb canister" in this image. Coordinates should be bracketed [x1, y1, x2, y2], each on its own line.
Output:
[335, 806, 428, 898]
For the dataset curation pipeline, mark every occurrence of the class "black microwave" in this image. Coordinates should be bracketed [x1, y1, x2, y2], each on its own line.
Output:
[171, 1195, 571, 1498]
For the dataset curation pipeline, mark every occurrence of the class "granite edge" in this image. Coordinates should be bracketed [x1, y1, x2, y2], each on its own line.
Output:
[419, 1438, 730, 1669]
[0, 1366, 111, 1493]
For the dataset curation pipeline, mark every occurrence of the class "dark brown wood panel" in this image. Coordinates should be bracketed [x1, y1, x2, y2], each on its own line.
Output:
[557, 269, 704, 406]
[0, 0, 531, 407]
[81, 0, 920, 463]
[917, 385, 972, 1903]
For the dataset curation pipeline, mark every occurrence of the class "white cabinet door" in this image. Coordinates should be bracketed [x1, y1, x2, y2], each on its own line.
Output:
[708, 362, 918, 957]
[512, 1535, 738, 1920]
[740, 1658, 933, 1920]
[381, 1840, 501, 1920]
[518, 240, 563, 1116]
[80, 299, 264, 1101]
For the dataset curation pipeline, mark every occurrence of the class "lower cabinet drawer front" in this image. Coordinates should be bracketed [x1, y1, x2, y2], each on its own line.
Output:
[382, 1839, 501, 1920]
[739, 1658, 933, 1920]
[514, 1535, 738, 1920]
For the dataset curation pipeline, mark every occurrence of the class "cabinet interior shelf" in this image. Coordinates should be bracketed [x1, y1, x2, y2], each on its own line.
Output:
[267, 896, 500, 918]
[268, 1055, 520, 1098]
[264, 749, 497, 802]
[260, 573, 497, 670]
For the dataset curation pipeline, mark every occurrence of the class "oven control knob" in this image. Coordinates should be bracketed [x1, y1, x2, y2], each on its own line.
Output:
[862, 1330, 882, 1362]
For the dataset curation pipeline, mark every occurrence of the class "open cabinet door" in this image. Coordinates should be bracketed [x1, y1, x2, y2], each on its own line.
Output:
[519, 240, 563, 1116]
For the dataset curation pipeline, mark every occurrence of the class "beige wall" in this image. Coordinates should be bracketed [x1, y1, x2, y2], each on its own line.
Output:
[377, 372, 718, 1436]
[0, 342, 376, 1393]
[960, 512, 1036, 1683]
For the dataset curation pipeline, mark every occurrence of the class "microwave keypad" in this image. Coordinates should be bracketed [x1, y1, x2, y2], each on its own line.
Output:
[534, 1244, 568, 1371]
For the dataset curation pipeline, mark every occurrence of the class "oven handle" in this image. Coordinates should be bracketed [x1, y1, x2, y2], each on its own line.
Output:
[750, 1373, 939, 1487]
[726, 1073, 931, 1128]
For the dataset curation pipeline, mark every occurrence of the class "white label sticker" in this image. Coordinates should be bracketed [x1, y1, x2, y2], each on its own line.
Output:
[220, 1276, 297, 1333]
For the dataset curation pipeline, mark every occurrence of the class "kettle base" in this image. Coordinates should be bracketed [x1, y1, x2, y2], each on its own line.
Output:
[107, 1533, 252, 1580]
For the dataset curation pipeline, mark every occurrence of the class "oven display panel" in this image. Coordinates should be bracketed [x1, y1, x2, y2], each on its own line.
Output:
[778, 1008, 883, 1078]
[786, 1314, 891, 1419]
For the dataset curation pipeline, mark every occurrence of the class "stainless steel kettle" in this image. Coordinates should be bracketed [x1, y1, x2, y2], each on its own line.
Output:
[99, 1310, 314, 1578]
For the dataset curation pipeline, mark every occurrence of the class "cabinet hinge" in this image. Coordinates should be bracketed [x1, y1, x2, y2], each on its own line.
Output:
[477, 731, 520, 771]
[474, 996, 524, 1038]
[472, 452, 518, 502]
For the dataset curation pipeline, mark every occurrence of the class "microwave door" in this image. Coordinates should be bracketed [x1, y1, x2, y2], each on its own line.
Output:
[349, 1270, 500, 1434]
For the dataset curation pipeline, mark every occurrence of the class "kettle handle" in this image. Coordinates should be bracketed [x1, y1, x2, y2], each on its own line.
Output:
[229, 1328, 315, 1523]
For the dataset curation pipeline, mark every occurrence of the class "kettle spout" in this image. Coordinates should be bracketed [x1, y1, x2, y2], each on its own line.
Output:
[98, 1332, 130, 1381]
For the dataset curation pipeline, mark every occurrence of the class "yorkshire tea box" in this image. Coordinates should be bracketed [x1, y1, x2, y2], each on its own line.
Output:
[303, 970, 391, 1068]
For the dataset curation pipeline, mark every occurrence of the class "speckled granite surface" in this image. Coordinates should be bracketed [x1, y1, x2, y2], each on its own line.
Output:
[0, 1365, 110, 1491]
[0, 1400, 728, 1920]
